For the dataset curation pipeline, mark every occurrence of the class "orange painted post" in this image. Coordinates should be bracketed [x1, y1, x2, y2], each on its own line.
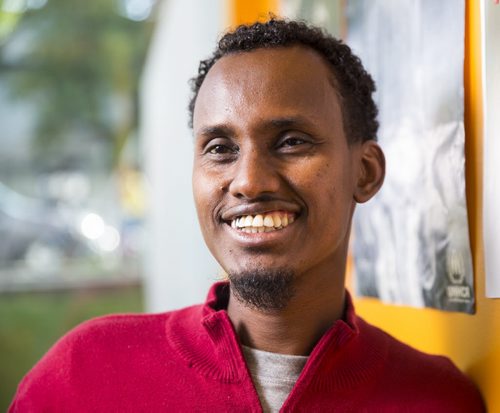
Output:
[227, 0, 280, 27]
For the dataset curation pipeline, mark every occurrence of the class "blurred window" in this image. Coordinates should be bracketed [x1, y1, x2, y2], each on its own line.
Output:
[0, 0, 155, 291]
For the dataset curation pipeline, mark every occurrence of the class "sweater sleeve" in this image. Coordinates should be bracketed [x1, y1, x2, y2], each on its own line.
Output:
[8, 312, 173, 412]
[8, 324, 81, 412]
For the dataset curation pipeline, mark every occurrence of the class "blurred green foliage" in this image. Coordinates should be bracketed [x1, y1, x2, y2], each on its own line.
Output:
[0, 0, 154, 170]
[0, 286, 143, 411]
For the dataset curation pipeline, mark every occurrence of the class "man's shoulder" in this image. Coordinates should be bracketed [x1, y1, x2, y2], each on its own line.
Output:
[9, 303, 207, 412]
[38, 302, 205, 358]
[357, 315, 460, 374]
[355, 316, 485, 411]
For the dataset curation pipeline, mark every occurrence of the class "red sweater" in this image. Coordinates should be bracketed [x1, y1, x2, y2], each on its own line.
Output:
[10, 282, 484, 412]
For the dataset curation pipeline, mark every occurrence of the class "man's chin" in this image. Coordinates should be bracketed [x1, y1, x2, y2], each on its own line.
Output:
[227, 267, 296, 312]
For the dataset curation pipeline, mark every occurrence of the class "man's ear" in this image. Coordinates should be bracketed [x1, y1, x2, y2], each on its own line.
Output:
[353, 140, 385, 203]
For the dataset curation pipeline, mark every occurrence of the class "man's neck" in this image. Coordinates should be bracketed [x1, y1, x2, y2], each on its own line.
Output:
[227, 273, 346, 356]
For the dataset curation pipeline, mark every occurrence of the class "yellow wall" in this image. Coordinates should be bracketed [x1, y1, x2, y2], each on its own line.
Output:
[229, 0, 499, 411]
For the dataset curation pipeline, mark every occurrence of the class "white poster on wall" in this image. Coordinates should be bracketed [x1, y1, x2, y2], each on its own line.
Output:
[483, 0, 500, 298]
[348, 1, 475, 313]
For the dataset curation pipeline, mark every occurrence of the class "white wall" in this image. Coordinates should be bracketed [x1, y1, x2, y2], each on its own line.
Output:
[483, 0, 500, 298]
[140, 0, 224, 312]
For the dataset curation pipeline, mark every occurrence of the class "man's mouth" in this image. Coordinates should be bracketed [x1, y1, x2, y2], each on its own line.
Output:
[229, 211, 296, 233]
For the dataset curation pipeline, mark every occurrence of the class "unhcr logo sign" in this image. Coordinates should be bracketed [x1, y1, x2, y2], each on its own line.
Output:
[446, 249, 473, 304]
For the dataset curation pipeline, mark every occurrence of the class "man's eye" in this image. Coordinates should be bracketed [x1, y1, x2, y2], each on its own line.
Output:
[281, 137, 306, 147]
[207, 144, 235, 155]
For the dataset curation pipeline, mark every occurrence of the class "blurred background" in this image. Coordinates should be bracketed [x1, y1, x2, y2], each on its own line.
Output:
[1, 0, 499, 411]
[0, 0, 155, 406]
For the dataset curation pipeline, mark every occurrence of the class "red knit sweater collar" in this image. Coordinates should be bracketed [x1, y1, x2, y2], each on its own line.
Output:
[166, 282, 386, 392]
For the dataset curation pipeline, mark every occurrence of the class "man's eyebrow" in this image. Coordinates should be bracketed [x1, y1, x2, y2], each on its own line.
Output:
[196, 124, 234, 138]
[266, 116, 314, 129]
[196, 116, 315, 138]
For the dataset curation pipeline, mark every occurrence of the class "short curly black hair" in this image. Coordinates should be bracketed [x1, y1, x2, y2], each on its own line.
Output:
[188, 18, 378, 143]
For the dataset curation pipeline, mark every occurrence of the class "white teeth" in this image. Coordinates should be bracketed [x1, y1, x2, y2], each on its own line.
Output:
[282, 214, 288, 226]
[263, 215, 274, 227]
[230, 211, 296, 233]
[244, 215, 254, 227]
[253, 214, 264, 227]
[272, 213, 281, 227]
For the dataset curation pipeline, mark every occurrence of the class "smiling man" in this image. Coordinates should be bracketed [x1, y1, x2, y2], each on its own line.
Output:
[192, 42, 379, 357]
[10, 19, 484, 412]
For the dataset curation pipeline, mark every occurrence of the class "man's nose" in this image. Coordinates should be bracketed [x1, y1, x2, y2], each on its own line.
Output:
[228, 149, 280, 200]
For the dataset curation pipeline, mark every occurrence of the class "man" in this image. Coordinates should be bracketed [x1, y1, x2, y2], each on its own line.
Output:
[10, 19, 484, 412]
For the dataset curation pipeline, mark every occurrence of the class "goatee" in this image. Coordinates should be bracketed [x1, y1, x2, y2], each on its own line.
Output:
[228, 268, 295, 311]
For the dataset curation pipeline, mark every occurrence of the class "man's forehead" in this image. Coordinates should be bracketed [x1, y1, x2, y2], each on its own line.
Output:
[193, 45, 342, 132]
[202, 45, 334, 89]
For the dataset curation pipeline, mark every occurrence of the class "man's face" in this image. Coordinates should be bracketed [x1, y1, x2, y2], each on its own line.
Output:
[192, 46, 361, 284]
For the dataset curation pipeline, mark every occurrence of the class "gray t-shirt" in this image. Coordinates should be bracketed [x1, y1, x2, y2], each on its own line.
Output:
[242, 345, 308, 413]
